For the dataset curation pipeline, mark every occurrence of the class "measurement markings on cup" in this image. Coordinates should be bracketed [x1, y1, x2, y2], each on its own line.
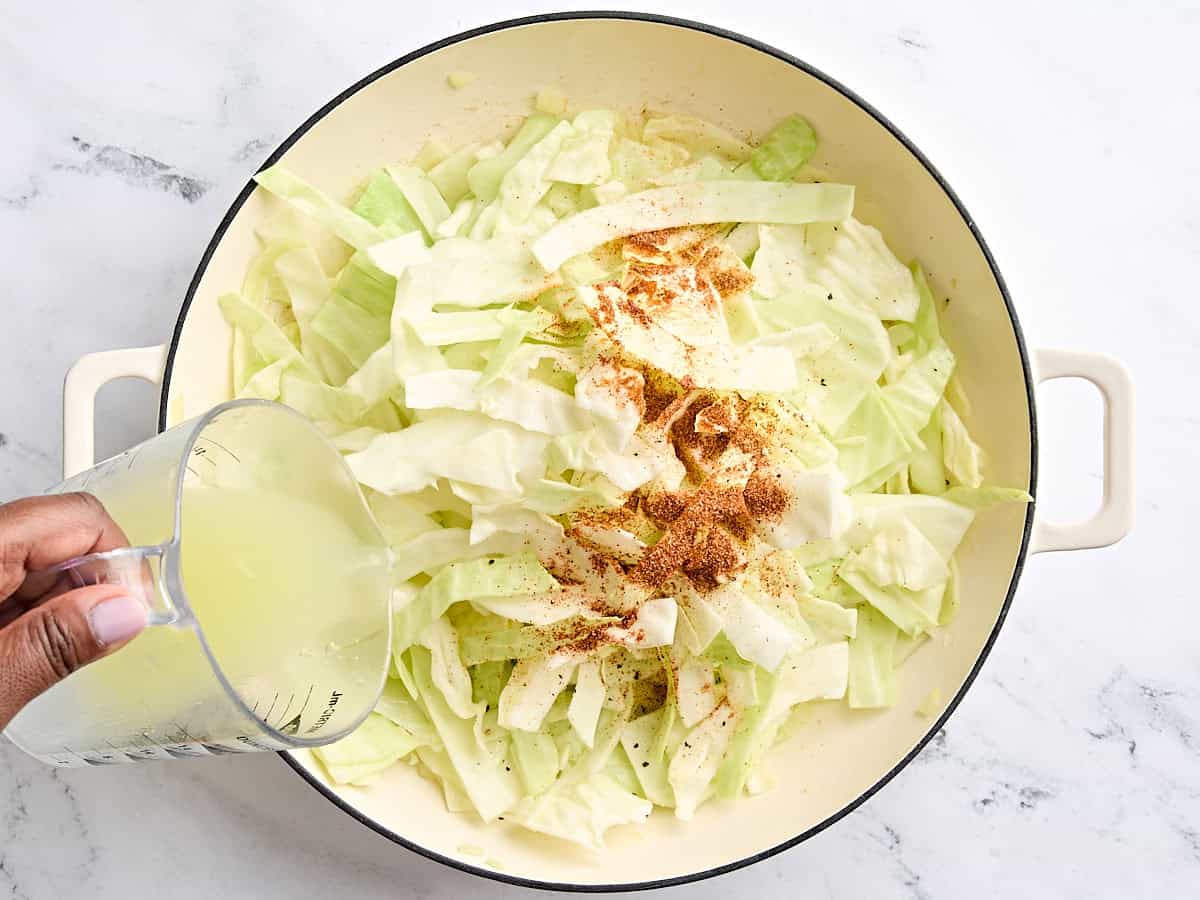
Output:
[306, 689, 344, 734]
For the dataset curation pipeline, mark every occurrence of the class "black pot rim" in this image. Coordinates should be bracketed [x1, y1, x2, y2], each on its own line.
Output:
[158, 10, 1038, 893]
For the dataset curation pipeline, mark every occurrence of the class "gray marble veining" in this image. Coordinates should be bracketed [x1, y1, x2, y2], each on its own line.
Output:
[1, 1, 1196, 897]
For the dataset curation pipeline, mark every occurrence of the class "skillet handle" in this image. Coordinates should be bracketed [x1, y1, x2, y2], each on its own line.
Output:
[1030, 348, 1135, 553]
[63, 346, 168, 478]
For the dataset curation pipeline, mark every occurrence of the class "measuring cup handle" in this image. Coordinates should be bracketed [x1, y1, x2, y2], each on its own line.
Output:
[36, 546, 182, 627]
[64, 346, 168, 478]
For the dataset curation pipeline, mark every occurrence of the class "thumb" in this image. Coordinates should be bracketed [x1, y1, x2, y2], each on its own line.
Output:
[0, 586, 147, 729]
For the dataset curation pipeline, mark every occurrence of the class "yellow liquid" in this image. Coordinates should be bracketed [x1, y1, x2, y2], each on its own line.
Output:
[8, 484, 390, 764]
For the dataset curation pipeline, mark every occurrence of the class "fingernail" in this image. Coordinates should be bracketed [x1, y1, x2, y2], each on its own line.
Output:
[88, 596, 147, 646]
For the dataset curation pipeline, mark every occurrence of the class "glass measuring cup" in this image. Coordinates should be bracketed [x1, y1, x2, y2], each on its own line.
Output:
[3, 400, 393, 767]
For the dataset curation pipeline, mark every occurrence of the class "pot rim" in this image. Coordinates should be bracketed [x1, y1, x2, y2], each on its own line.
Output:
[157, 10, 1038, 893]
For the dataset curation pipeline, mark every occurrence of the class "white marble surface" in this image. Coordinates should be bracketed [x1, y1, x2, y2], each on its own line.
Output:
[1, 1, 1196, 897]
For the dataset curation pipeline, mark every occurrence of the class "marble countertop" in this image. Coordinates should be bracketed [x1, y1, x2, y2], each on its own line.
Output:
[1, 1, 1196, 897]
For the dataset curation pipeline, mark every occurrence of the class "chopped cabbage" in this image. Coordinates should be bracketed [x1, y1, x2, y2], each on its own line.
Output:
[533, 181, 854, 271]
[227, 102, 1032, 849]
[750, 114, 818, 181]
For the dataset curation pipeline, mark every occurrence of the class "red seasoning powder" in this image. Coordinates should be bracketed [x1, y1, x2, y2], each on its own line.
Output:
[743, 467, 790, 522]
[627, 481, 756, 593]
[563, 227, 796, 597]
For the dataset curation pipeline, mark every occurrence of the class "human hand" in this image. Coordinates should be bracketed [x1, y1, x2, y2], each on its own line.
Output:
[0, 493, 147, 731]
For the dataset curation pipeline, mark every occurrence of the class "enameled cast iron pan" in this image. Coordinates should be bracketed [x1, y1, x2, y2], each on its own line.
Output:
[61, 13, 1134, 892]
